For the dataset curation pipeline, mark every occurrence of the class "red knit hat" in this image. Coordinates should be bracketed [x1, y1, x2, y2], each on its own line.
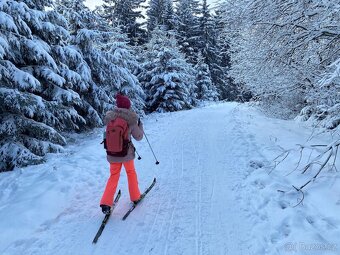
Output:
[116, 93, 131, 109]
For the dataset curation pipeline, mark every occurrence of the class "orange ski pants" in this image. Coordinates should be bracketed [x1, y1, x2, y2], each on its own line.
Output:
[100, 160, 141, 206]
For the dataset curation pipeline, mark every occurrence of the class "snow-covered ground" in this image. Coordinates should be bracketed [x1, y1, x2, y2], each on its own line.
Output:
[0, 102, 339, 255]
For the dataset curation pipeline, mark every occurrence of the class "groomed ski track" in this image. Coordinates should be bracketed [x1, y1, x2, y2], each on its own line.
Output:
[2, 103, 266, 255]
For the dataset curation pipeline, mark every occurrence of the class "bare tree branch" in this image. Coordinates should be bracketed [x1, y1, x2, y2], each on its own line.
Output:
[292, 185, 305, 207]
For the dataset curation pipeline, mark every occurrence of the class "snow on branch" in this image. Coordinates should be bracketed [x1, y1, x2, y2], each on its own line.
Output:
[0, 11, 19, 33]
[320, 58, 340, 88]
[2, 60, 42, 91]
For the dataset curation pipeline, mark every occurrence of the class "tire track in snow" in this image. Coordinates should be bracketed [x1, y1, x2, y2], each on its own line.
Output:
[163, 142, 185, 255]
[140, 192, 162, 255]
[140, 128, 182, 255]
[194, 141, 202, 255]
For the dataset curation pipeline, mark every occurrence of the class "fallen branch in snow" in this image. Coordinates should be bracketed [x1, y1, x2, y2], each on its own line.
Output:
[283, 143, 337, 177]
[332, 145, 339, 172]
[275, 140, 339, 207]
[292, 185, 305, 207]
[268, 147, 291, 174]
[285, 146, 304, 176]
[306, 120, 323, 142]
[298, 142, 339, 190]
[301, 142, 339, 174]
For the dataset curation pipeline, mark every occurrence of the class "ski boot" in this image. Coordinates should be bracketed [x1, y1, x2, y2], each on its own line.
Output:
[100, 204, 111, 215]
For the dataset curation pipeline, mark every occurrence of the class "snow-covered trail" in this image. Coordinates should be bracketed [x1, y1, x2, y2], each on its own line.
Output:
[1, 103, 339, 255]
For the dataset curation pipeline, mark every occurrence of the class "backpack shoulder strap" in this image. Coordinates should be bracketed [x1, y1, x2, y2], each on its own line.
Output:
[114, 117, 129, 140]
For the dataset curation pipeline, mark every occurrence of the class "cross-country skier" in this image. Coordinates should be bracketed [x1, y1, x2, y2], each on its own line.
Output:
[100, 93, 143, 214]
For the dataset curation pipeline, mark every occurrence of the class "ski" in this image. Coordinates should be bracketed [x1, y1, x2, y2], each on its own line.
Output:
[92, 190, 121, 244]
[122, 178, 156, 221]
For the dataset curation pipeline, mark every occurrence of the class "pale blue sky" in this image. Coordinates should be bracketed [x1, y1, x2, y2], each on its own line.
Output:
[85, 0, 218, 10]
[84, 0, 102, 10]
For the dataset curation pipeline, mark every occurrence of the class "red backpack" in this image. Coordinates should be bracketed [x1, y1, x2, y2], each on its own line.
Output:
[105, 117, 130, 157]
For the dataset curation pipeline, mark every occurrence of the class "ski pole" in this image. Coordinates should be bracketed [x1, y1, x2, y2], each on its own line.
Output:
[144, 131, 159, 165]
[135, 149, 142, 160]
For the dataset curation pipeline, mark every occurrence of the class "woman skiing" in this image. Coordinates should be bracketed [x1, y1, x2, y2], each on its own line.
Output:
[100, 93, 143, 214]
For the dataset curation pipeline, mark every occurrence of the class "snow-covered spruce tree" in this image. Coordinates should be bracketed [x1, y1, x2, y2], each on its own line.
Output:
[56, 0, 145, 115]
[174, 0, 201, 64]
[56, 0, 113, 115]
[0, 0, 108, 171]
[198, 0, 216, 63]
[146, 0, 175, 34]
[94, 9, 145, 114]
[100, 0, 146, 45]
[138, 27, 196, 112]
[209, 4, 239, 100]
[55, 0, 113, 119]
[23, 0, 52, 10]
[104, 29, 145, 114]
[195, 53, 218, 101]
